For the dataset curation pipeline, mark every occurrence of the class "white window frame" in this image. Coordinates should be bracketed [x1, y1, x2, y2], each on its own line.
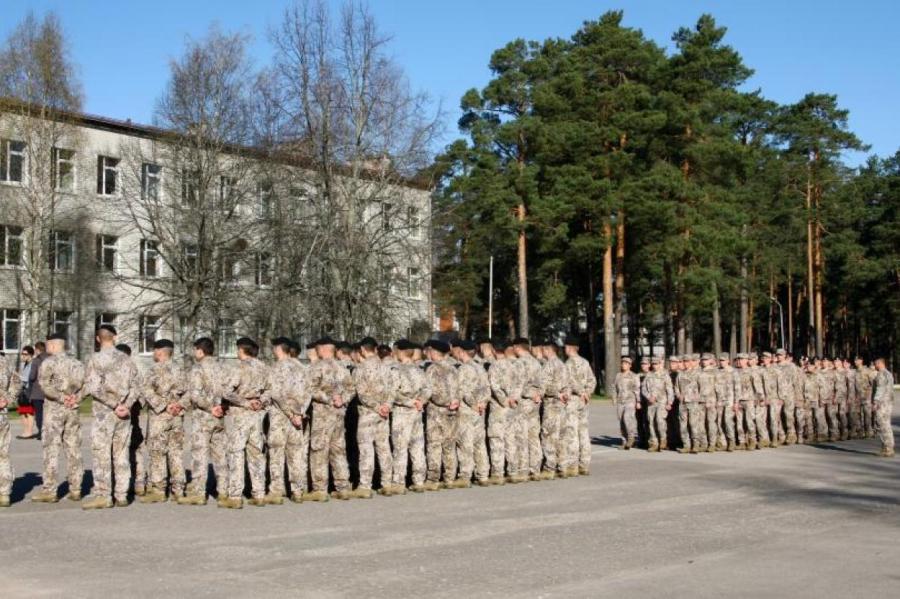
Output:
[49, 230, 74, 272]
[0, 139, 26, 184]
[217, 319, 237, 358]
[96, 234, 118, 273]
[220, 252, 240, 285]
[53, 148, 76, 192]
[142, 163, 161, 201]
[50, 310, 72, 346]
[382, 202, 393, 232]
[1, 308, 21, 351]
[0, 224, 24, 267]
[407, 267, 421, 298]
[139, 315, 161, 355]
[140, 239, 159, 278]
[255, 252, 273, 288]
[257, 181, 274, 220]
[182, 169, 200, 206]
[183, 243, 199, 276]
[97, 155, 120, 197]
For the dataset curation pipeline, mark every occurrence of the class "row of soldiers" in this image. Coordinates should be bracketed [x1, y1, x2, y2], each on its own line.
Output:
[0, 327, 598, 508]
[611, 350, 896, 456]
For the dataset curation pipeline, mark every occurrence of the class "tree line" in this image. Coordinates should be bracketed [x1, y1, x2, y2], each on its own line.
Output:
[431, 11, 899, 391]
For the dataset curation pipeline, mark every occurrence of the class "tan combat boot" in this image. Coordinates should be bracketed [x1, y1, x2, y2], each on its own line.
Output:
[139, 488, 166, 504]
[133, 482, 146, 497]
[879, 448, 895, 458]
[0, 495, 10, 508]
[31, 490, 59, 503]
[331, 489, 353, 501]
[352, 488, 373, 499]
[578, 466, 590, 476]
[82, 495, 113, 510]
[475, 479, 492, 487]
[290, 493, 304, 504]
[247, 497, 266, 507]
[564, 467, 580, 478]
[422, 481, 441, 491]
[114, 497, 129, 508]
[486, 475, 506, 486]
[302, 490, 329, 502]
[66, 490, 82, 501]
[647, 442, 659, 453]
[177, 494, 207, 506]
[263, 493, 284, 505]
[389, 485, 407, 495]
[452, 478, 472, 488]
[409, 484, 426, 493]
[659, 439, 668, 451]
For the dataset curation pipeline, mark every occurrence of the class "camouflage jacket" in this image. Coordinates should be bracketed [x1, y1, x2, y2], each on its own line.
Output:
[308, 358, 355, 408]
[263, 358, 309, 418]
[222, 357, 270, 411]
[641, 370, 674, 407]
[541, 356, 570, 400]
[676, 369, 701, 404]
[714, 366, 736, 407]
[185, 358, 228, 414]
[0, 355, 22, 410]
[84, 347, 139, 411]
[143, 359, 187, 415]
[817, 370, 836, 404]
[613, 370, 640, 406]
[353, 356, 395, 413]
[855, 367, 876, 403]
[457, 360, 490, 416]
[872, 369, 894, 405]
[38, 352, 85, 404]
[425, 359, 460, 412]
[394, 362, 432, 411]
[565, 354, 596, 397]
[697, 366, 718, 407]
[488, 358, 519, 409]
[761, 366, 780, 403]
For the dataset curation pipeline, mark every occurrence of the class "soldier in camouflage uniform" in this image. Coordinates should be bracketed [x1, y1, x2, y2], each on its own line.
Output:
[139, 339, 188, 503]
[564, 337, 596, 475]
[31, 334, 84, 503]
[854, 357, 876, 438]
[872, 358, 894, 457]
[747, 354, 771, 448]
[82, 325, 138, 509]
[539, 342, 570, 477]
[734, 354, 759, 450]
[676, 355, 706, 453]
[775, 350, 798, 444]
[423, 340, 461, 489]
[833, 358, 851, 440]
[808, 359, 830, 442]
[697, 354, 719, 452]
[390, 340, 431, 493]
[760, 353, 782, 446]
[178, 338, 228, 505]
[844, 359, 862, 439]
[486, 340, 516, 484]
[0, 353, 22, 507]
[305, 338, 355, 502]
[641, 356, 673, 452]
[455, 340, 491, 487]
[715, 354, 738, 451]
[817, 359, 838, 441]
[115, 343, 148, 497]
[263, 337, 310, 504]
[796, 361, 815, 444]
[513, 338, 544, 480]
[352, 337, 395, 498]
[612, 356, 640, 450]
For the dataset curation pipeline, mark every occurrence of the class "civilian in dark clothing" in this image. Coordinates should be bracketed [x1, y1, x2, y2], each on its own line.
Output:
[28, 341, 47, 440]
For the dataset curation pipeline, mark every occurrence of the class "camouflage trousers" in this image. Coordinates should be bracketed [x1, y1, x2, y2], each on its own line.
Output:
[874, 400, 894, 452]
[735, 401, 758, 446]
[456, 410, 489, 482]
[267, 409, 307, 497]
[425, 405, 458, 483]
[130, 404, 146, 489]
[517, 405, 542, 476]
[754, 402, 771, 444]
[188, 411, 227, 497]
[782, 398, 797, 439]
[835, 399, 849, 439]
[704, 403, 721, 448]
[504, 409, 522, 475]
[487, 405, 513, 478]
[848, 400, 863, 437]
[824, 402, 841, 440]
[861, 400, 874, 436]
[645, 401, 668, 447]
[561, 400, 590, 470]
[794, 405, 810, 443]
[390, 408, 426, 487]
[225, 408, 266, 499]
[40, 401, 83, 494]
[681, 403, 708, 450]
[768, 402, 784, 443]
[90, 408, 132, 501]
[540, 399, 565, 472]
[309, 403, 350, 493]
[147, 412, 186, 494]
[811, 404, 829, 441]
[357, 409, 392, 490]
[717, 404, 737, 447]
[0, 415, 11, 496]
[615, 401, 637, 444]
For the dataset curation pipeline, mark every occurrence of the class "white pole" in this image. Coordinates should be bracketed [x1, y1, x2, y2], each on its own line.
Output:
[488, 255, 494, 338]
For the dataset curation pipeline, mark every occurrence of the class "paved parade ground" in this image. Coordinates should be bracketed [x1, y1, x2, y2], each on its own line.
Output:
[1, 398, 898, 598]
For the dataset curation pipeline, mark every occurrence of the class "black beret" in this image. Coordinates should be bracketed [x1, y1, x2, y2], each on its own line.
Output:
[377, 344, 391, 353]
[425, 340, 451, 354]
[337, 341, 353, 352]
[98, 324, 117, 336]
[306, 341, 318, 349]
[475, 337, 492, 346]
[393, 338, 409, 348]
[395, 339, 414, 351]
[316, 336, 336, 347]
[47, 332, 67, 341]
[236, 337, 258, 349]
[153, 339, 175, 350]
[459, 340, 476, 351]
[493, 339, 509, 351]
[358, 336, 378, 347]
[512, 337, 530, 346]
[563, 336, 580, 347]
[115, 343, 132, 356]
[450, 338, 463, 348]
[271, 336, 292, 347]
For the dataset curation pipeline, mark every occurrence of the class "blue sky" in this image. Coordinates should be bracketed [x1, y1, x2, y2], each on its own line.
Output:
[4, 0, 898, 166]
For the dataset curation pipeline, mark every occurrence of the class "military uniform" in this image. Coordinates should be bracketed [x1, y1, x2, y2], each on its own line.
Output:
[776, 356, 799, 444]
[748, 362, 771, 447]
[353, 355, 395, 493]
[263, 357, 310, 500]
[676, 364, 706, 452]
[564, 353, 596, 473]
[83, 346, 138, 504]
[734, 360, 759, 449]
[391, 361, 430, 490]
[872, 367, 895, 456]
[697, 361, 719, 451]
[306, 358, 354, 496]
[641, 363, 673, 451]
[516, 352, 545, 476]
[183, 357, 228, 501]
[539, 353, 570, 473]
[424, 358, 460, 485]
[456, 358, 491, 485]
[223, 356, 269, 502]
[761, 360, 782, 445]
[612, 365, 640, 449]
[817, 367, 837, 441]
[714, 359, 737, 450]
[487, 357, 517, 480]
[797, 368, 816, 444]
[845, 366, 862, 438]
[833, 365, 850, 440]
[0, 355, 22, 504]
[856, 365, 877, 437]
[34, 351, 84, 500]
[142, 359, 188, 498]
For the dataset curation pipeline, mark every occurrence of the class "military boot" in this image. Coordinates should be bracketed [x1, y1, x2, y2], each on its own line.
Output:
[31, 490, 59, 503]
[263, 492, 285, 505]
[450, 478, 472, 489]
[485, 476, 506, 486]
[389, 485, 407, 495]
[677, 447, 690, 454]
[290, 493, 304, 504]
[0, 495, 10, 508]
[218, 497, 243, 509]
[578, 466, 590, 476]
[82, 495, 113, 510]
[331, 489, 353, 501]
[409, 484, 426, 493]
[302, 490, 330, 502]
[114, 497, 129, 508]
[659, 439, 668, 451]
[647, 441, 659, 453]
[539, 470, 556, 480]
[707, 445, 716, 453]
[139, 488, 167, 504]
[133, 482, 146, 497]
[422, 480, 441, 491]
[726, 442, 735, 452]
[786, 434, 797, 445]
[247, 497, 266, 507]
[352, 488, 373, 499]
[564, 467, 580, 478]
[475, 479, 492, 487]
[66, 490, 82, 501]
[879, 448, 895, 458]
[177, 494, 207, 506]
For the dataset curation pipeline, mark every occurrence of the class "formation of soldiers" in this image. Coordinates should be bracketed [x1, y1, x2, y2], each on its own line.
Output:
[0, 328, 599, 508]
[611, 350, 896, 457]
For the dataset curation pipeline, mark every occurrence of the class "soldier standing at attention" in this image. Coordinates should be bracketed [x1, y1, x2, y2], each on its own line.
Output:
[612, 356, 640, 450]
[833, 358, 851, 440]
[854, 356, 876, 438]
[454, 340, 491, 487]
[539, 341, 570, 477]
[423, 340, 461, 490]
[486, 340, 516, 485]
[563, 337, 596, 475]
[139, 339, 187, 503]
[641, 356, 673, 452]
[82, 325, 138, 509]
[178, 338, 227, 506]
[872, 357, 895, 457]
[734, 354, 759, 450]
[390, 341, 431, 494]
[676, 355, 705, 453]
[304, 337, 355, 502]
[352, 337, 395, 499]
[760, 352, 782, 446]
[31, 333, 83, 503]
[715, 354, 738, 451]
[513, 338, 544, 480]
[263, 337, 310, 504]
[0, 353, 22, 507]
[697, 354, 719, 452]
[818, 358, 838, 441]
[747, 354, 771, 448]
[775, 350, 798, 445]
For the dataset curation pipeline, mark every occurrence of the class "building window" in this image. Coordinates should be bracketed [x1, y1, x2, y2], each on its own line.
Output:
[142, 163, 161, 201]
[220, 253, 239, 284]
[183, 243, 198, 276]
[407, 206, 420, 237]
[257, 181, 274, 219]
[49, 311, 72, 345]
[1, 225, 24, 267]
[97, 156, 119, 196]
[96, 234, 118, 272]
[382, 202, 393, 232]
[140, 239, 159, 277]
[407, 267, 420, 298]
[52, 148, 76, 192]
[182, 169, 200, 206]
[0, 139, 25, 184]
[48, 230, 74, 272]
[94, 312, 117, 351]
[1, 308, 21, 351]
[255, 252, 273, 287]
[219, 176, 237, 212]
[139, 315, 160, 354]
[217, 319, 237, 357]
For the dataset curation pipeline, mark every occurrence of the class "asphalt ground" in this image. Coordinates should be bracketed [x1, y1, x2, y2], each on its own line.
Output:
[1, 397, 898, 598]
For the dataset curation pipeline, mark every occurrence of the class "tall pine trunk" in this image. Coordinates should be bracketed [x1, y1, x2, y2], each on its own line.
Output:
[712, 281, 722, 355]
[602, 220, 615, 396]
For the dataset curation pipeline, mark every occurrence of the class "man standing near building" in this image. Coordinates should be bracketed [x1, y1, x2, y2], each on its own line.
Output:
[352, 337, 394, 499]
[390, 341, 430, 493]
[872, 357, 895, 457]
[178, 338, 227, 506]
[564, 337, 596, 475]
[455, 340, 490, 487]
[612, 356, 640, 450]
[140, 339, 187, 503]
[27, 341, 47, 440]
[263, 337, 310, 504]
[30, 334, 84, 503]
[81, 325, 138, 509]
[423, 340, 460, 490]
[0, 352, 21, 507]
